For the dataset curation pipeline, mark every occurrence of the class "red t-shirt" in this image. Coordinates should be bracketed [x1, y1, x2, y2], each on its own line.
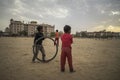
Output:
[61, 33, 73, 48]
[55, 32, 59, 38]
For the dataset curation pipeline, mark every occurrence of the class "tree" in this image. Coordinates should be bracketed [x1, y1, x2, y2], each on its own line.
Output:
[19, 30, 27, 36]
[81, 31, 88, 38]
[0, 30, 3, 37]
[50, 32, 55, 37]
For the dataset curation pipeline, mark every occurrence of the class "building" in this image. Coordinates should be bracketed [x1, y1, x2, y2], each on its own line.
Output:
[41, 23, 55, 36]
[9, 19, 55, 36]
[76, 30, 120, 39]
[24, 21, 38, 36]
[9, 19, 24, 35]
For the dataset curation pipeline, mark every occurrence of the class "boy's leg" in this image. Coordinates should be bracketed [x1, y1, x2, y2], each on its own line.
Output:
[66, 48, 74, 72]
[61, 48, 66, 72]
[57, 38, 59, 46]
[40, 45, 46, 61]
[54, 38, 57, 45]
[32, 45, 39, 62]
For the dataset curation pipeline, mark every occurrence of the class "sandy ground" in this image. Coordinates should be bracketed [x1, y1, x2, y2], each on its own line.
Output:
[0, 37, 120, 80]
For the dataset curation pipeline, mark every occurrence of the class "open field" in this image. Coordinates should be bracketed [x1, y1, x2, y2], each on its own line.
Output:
[0, 37, 120, 80]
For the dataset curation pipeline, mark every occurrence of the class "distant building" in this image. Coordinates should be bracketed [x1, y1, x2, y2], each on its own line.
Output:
[76, 30, 120, 39]
[24, 21, 38, 36]
[41, 23, 55, 36]
[9, 19, 55, 36]
[9, 19, 24, 35]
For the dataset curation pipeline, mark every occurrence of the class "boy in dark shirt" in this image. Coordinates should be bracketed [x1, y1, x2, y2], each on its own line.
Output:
[32, 25, 45, 62]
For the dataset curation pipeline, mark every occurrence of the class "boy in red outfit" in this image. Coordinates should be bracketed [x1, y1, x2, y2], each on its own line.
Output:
[60, 25, 75, 73]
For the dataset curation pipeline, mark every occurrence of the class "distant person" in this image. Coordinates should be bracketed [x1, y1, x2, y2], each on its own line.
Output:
[32, 25, 46, 62]
[60, 25, 75, 73]
[54, 30, 59, 46]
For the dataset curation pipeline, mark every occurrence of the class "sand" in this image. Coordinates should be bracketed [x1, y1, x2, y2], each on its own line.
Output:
[0, 37, 120, 80]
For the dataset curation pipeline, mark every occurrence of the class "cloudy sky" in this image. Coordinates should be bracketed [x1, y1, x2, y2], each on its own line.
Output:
[0, 0, 120, 33]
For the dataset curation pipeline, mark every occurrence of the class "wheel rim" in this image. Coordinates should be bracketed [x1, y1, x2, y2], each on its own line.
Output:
[33, 37, 58, 62]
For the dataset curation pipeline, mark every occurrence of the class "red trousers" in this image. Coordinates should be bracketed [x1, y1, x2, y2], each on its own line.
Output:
[60, 47, 73, 71]
[55, 38, 59, 46]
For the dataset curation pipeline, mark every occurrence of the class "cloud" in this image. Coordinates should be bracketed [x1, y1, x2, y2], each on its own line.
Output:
[90, 25, 105, 31]
[45, 8, 69, 18]
[89, 25, 120, 32]
[9, 0, 69, 19]
[112, 11, 120, 15]
[119, 19, 120, 22]
[109, 11, 120, 16]
[106, 25, 120, 32]
[101, 10, 105, 14]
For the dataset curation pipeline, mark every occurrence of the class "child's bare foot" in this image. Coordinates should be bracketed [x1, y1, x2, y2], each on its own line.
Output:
[70, 70, 76, 73]
[61, 69, 65, 72]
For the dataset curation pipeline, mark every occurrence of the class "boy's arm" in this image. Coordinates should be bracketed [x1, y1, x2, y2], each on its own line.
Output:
[34, 33, 37, 44]
[71, 35, 73, 44]
[41, 33, 44, 40]
[34, 33, 44, 44]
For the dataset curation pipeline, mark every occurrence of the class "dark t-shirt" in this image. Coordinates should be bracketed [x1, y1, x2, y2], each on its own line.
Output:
[34, 32, 44, 45]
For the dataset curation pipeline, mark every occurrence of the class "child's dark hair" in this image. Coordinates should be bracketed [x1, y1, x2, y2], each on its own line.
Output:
[37, 25, 43, 31]
[56, 30, 58, 32]
[64, 25, 71, 33]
